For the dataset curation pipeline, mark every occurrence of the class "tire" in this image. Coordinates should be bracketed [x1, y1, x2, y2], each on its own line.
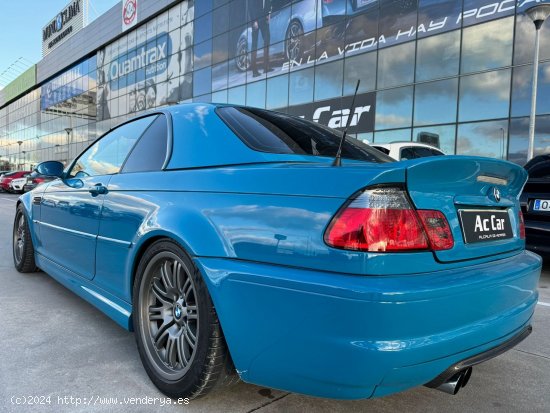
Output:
[133, 240, 236, 399]
[235, 36, 250, 72]
[13, 205, 38, 273]
[285, 20, 304, 62]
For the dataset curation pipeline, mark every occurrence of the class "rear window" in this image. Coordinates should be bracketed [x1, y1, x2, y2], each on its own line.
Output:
[217, 107, 393, 163]
[372, 146, 390, 155]
[401, 146, 442, 160]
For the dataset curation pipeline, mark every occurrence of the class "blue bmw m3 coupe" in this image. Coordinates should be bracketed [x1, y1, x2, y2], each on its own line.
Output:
[13, 103, 541, 400]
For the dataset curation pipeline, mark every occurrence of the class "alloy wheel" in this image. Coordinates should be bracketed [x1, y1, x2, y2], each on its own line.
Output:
[235, 37, 250, 71]
[286, 21, 304, 62]
[139, 252, 199, 380]
[13, 213, 25, 266]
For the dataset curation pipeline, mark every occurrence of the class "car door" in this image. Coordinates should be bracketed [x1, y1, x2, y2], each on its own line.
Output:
[37, 116, 157, 280]
[93, 114, 170, 301]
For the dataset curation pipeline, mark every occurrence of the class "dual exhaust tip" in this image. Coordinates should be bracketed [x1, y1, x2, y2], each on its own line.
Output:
[426, 367, 473, 395]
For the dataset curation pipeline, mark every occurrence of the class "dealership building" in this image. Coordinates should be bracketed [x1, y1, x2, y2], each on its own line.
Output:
[1, 0, 550, 170]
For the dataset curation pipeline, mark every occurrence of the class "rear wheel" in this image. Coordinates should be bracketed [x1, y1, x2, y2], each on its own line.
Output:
[133, 240, 236, 399]
[13, 206, 38, 273]
[235, 36, 250, 72]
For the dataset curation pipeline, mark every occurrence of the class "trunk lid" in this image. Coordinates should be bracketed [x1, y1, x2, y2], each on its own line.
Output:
[405, 156, 528, 263]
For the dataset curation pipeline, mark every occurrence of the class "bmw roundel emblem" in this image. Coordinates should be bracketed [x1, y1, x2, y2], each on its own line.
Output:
[56, 14, 63, 31]
[174, 306, 182, 319]
[493, 187, 501, 203]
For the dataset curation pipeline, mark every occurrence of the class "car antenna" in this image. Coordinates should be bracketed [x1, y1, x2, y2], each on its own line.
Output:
[332, 79, 360, 167]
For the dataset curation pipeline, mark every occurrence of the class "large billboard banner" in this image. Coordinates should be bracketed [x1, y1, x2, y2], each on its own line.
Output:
[97, 1, 194, 120]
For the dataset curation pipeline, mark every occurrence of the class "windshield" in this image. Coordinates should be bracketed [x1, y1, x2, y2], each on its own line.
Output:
[217, 107, 394, 164]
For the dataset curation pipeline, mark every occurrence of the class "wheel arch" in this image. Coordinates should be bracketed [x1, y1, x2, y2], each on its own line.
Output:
[128, 231, 238, 373]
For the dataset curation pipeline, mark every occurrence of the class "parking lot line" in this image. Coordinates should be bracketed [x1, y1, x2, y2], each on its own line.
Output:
[0, 197, 16, 202]
[538, 301, 550, 307]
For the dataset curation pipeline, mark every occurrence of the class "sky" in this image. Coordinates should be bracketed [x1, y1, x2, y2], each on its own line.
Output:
[0, 0, 119, 87]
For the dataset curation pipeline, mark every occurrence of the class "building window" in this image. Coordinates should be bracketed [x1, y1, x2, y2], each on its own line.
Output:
[376, 86, 413, 130]
[289, 68, 314, 106]
[414, 78, 458, 126]
[266, 75, 289, 110]
[413, 124, 456, 155]
[511, 62, 550, 118]
[508, 116, 550, 165]
[374, 128, 412, 143]
[377, 42, 415, 89]
[416, 31, 460, 82]
[343, 52, 377, 95]
[461, 17, 514, 74]
[459, 69, 511, 122]
[457, 120, 509, 160]
[246, 80, 266, 108]
[314, 60, 343, 101]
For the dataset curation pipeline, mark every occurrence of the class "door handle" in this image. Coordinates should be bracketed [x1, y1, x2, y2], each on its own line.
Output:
[88, 183, 108, 196]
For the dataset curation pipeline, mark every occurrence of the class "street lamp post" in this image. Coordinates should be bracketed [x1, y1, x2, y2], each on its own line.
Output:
[526, 4, 550, 161]
[17, 141, 22, 170]
[22, 150, 26, 170]
[65, 128, 73, 161]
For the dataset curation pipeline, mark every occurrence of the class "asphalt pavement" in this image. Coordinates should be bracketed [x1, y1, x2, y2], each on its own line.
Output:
[0, 192, 549, 413]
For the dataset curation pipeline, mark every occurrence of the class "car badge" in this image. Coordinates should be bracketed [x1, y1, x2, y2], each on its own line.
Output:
[493, 187, 501, 203]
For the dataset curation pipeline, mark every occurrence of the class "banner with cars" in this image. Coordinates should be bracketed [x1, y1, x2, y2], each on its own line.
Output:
[214, 0, 519, 92]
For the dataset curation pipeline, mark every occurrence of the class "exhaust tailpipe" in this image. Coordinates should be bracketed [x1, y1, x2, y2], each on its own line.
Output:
[430, 367, 473, 395]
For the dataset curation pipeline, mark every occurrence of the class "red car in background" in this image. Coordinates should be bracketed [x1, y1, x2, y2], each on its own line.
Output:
[0, 171, 32, 192]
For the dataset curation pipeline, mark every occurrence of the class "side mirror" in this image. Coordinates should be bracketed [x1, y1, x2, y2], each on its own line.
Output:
[35, 161, 64, 178]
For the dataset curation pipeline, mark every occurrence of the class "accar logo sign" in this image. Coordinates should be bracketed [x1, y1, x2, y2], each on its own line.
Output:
[122, 0, 138, 31]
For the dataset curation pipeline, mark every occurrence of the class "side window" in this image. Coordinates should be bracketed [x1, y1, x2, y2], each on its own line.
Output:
[122, 115, 169, 173]
[373, 146, 390, 155]
[400, 147, 416, 160]
[412, 147, 434, 158]
[69, 116, 157, 178]
[429, 148, 444, 156]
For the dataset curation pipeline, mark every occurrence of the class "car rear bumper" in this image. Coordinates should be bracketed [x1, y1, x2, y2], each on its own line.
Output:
[195, 250, 541, 399]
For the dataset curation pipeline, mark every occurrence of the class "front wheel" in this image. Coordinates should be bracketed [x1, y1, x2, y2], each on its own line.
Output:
[13, 206, 38, 273]
[133, 240, 235, 399]
[285, 20, 304, 62]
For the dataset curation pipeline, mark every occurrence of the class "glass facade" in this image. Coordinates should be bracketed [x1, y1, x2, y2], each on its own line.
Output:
[1, 0, 550, 171]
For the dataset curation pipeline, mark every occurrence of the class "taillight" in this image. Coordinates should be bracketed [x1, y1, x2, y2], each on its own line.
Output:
[416, 210, 454, 251]
[519, 210, 526, 239]
[325, 187, 454, 252]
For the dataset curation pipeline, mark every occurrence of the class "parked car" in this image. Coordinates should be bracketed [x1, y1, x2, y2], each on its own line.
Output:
[13, 104, 540, 401]
[371, 142, 445, 161]
[234, 0, 378, 72]
[0, 171, 31, 192]
[520, 154, 550, 257]
[22, 170, 57, 193]
[9, 177, 28, 194]
[235, 0, 318, 71]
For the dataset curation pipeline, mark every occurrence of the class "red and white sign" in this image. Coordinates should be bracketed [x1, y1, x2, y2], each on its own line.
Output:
[122, 0, 138, 31]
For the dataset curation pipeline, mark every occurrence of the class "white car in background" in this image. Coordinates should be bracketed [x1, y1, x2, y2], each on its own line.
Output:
[371, 142, 445, 161]
[9, 177, 28, 194]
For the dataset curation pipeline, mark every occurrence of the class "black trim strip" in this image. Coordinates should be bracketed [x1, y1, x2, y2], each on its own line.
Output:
[425, 325, 532, 388]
